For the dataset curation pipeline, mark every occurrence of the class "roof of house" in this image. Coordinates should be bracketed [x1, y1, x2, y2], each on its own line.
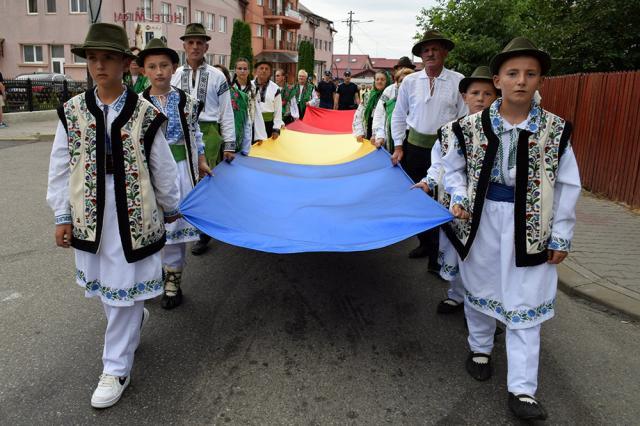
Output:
[332, 54, 373, 75]
[298, 2, 333, 23]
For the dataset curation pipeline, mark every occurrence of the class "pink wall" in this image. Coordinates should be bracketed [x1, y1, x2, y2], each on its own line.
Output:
[0, 0, 242, 81]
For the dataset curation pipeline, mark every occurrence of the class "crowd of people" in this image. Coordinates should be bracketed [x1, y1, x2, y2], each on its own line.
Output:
[47, 22, 580, 422]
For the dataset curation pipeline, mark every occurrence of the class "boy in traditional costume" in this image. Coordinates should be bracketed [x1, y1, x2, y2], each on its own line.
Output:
[413, 66, 499, 314]
[46, 24, 179, 408]
[138, 38, 211, 309]
[442, 38, 581, 420]
[170, 23, 236, 256]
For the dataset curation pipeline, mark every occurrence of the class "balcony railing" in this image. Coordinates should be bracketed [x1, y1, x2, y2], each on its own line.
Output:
[263, 38, 297, 52]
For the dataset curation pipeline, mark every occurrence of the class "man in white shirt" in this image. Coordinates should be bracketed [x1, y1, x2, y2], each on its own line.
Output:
[391, 30, 467, 265]
[170, 23, 236, 255]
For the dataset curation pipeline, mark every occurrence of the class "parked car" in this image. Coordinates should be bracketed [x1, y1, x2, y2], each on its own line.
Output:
[4, 72, 87, 112]
[8, 73, 77, 94]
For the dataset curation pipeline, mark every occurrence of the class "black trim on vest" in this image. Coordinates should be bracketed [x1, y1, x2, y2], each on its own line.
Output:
[71, 89, 107, 254]
[558, 121, 572, 159]
[451, 121, 467, 162]
[445, 108, 500, 261]
[513, 129, 547, 267]
[176, 89, 197, 186]
[56, 105, 68, 134]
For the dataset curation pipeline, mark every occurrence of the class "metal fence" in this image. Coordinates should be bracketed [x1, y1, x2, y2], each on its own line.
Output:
[2, 79, 87, 113]
[540, 71, 640, 208]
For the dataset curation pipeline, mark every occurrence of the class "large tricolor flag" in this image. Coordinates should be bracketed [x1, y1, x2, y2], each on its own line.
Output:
[179, 106, 452, 253]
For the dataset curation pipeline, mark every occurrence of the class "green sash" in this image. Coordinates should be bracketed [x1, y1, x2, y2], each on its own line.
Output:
[169, 144, 187, 162]
[262, 111, 275, 122]
[200, 121, 222, 166]
[384, 98, 397, 153]
[408, 128, 438, 149]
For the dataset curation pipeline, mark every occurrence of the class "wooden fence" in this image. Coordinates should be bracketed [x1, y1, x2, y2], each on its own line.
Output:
[539, 71, 640, 208]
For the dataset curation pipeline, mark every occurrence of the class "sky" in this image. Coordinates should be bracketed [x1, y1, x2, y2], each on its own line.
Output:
[302, 0, 438, 60]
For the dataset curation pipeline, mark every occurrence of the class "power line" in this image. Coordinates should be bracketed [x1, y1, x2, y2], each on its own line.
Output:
[340, 11, 373, 71]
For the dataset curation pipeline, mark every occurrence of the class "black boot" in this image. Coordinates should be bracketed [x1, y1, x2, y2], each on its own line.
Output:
[508, 393, 548, 420]
[191, 234, 210, 255]
[465, 352, 492, 381]
[161, 268, 183, 310]
[437, 298, 463, 314]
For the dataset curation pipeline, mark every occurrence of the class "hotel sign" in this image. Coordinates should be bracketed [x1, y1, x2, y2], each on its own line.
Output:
[114, 8, 183, 24]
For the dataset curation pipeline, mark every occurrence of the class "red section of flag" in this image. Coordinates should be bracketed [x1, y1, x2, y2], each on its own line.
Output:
[295, 106, 356, 133]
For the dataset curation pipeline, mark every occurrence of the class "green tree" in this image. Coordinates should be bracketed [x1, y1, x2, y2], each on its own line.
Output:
[230, 20, 253, 70]
[416, 0, 640, 76]
[297, 40, 315, 76]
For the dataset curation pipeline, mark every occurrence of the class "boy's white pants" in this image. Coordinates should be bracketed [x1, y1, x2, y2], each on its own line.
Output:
[465, 302, 541, 396]
[102, 301, 145, 377]
[162, 243, 186, 270]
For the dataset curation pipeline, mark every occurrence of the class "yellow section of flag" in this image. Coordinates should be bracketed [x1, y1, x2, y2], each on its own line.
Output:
[249, 129, 376, 165]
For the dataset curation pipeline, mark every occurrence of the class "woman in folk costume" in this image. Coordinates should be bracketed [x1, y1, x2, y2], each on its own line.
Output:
[123, 46, 150, 93]
[275, 68, 298, 124]
[227, 58, 268, 154]
[372, 62, 415, 153]
[292, 69, 318, 120]
[413, 66, 498, 314]
[443, 38, 581, 420]
[138, 38, 211, 310]
[352, 70, 390, 141]
[253, 60, 283, 139]
[47, 24, 179, 408]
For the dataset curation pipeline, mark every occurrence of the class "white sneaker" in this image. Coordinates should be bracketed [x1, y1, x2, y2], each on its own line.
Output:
[91, 374, 130, 408]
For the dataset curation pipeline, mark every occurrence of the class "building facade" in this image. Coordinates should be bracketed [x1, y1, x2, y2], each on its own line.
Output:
[0, 0, 335, 83]
[0, 0, 243, 80]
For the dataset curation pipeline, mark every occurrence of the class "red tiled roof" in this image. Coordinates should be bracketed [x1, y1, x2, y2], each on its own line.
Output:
[370, 58, 396, 69]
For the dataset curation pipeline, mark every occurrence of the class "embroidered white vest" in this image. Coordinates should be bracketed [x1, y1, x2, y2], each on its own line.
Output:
[143, 88, 203, 187]
[444, 108, 572, 267]
[58, 88, 168, 263]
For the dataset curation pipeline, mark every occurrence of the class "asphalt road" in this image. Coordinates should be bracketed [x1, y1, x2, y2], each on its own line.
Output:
[1, 140, 639, 425]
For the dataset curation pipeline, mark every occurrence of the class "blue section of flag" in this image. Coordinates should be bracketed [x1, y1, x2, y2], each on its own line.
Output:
[179, 150, 453, 253]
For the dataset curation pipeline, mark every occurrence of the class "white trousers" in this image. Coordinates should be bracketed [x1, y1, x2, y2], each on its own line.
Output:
[465, 302, 541, 396]
[162, 243, 186, 270]
[102, 301, 144, 377]
[447, 276, 465, 303]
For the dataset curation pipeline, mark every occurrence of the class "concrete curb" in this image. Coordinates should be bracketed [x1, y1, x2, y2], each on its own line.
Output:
[558, 259, 640, 320]
[0, 133, 55, 142]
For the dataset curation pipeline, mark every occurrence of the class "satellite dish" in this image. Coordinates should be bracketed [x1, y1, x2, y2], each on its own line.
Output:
[88, 0, 103, 23]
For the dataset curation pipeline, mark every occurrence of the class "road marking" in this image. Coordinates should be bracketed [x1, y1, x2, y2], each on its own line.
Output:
[2, 292, 22, 302]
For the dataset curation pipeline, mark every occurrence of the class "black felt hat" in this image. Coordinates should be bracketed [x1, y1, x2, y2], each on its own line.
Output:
[412, 30, 455, 56]
[136, 38, 179, 66]
[179, 23, 211, 41]
[394, 56, 416, 70]
[490, 37, 551, 75]
[458, 66, 496, 93]
[71, 23, 136, 59]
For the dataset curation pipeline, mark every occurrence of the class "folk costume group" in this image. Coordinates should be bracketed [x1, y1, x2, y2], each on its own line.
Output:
[47, 22, 580, 421]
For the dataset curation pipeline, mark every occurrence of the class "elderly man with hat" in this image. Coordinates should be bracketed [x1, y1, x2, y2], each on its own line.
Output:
[371, 56, 416, 151]
[253, 60, 284, 138]
[170, 23, 236, 256]
[390, 30, 467, 266]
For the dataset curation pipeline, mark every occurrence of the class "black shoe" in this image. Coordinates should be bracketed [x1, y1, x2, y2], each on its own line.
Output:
[409, 244, 430, 259]
[508, 393, 548, 420]
[191, 239, 209, 255]
[437, 298, 463, 314]
[161, 288, 183, 310]
[465, 352, 492, 381]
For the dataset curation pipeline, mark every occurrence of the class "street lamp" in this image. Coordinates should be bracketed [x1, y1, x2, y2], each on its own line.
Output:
[86, 0, 103, 86]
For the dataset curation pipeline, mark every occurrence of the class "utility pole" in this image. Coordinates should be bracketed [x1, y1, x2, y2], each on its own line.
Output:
[342, 11, 373, 73]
